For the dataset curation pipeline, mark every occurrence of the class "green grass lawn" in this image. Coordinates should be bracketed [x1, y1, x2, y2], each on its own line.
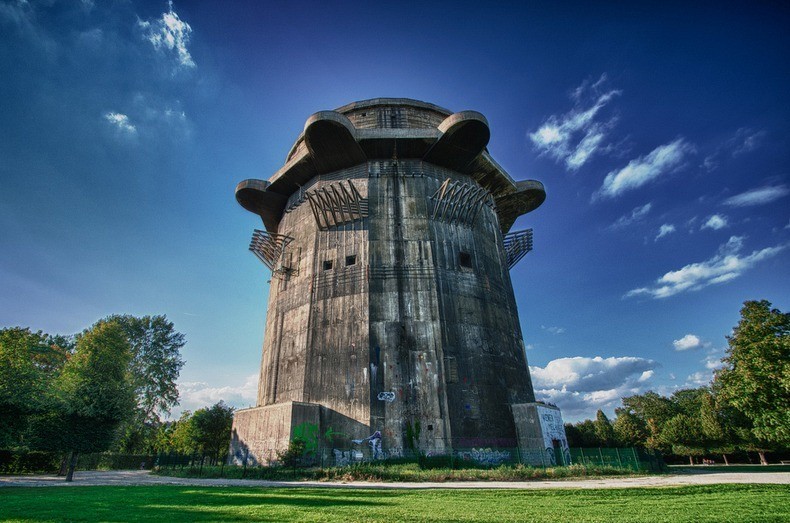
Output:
[1, 485, 788, 522]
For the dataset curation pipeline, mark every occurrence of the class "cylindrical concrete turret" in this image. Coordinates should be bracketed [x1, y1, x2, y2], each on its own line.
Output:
[230, 98, 568, 466]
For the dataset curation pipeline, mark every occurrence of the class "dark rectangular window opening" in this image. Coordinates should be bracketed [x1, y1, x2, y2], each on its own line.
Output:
[345, 255, 357, 266]
[323, 260, 333, 271]
[459, 251, 472, 268]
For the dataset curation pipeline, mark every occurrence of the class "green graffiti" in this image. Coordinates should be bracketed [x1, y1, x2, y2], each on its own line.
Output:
[292, 422, 319, 453]
[324, 427, 348, 441]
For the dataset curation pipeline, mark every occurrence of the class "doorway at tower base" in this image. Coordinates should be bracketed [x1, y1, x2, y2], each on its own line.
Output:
[512, 402, 571, 466]
[228, 401, 373, 466]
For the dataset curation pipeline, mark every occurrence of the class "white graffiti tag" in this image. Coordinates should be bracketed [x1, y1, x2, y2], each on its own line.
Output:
[377, 391, 396, 402]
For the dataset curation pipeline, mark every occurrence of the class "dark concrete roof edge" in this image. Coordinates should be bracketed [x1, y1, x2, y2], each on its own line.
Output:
[334, 98, 453, 116]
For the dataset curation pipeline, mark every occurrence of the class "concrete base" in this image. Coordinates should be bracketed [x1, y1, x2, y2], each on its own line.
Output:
[512, 403, 571, 466]
[229, 401, 372, 466]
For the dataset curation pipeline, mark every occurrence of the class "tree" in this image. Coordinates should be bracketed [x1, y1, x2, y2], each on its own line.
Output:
[568, 419, 601, 447]
[593, 410, 616, 447]
[106, 315, 185, 453]
[659, 414, 706, 465]
[715, 300, 790, 464]
[564, 423, 583, 447]
[191, 401, 235, 463]
[620, 391, 679, 452]
[109, 315, 185, 422]
[33, 320, 135, 481]
[671, 388, 708, 417]
[612, 411, 648, 447]
[166, 411, 199, 454]
[0, 328, 48, 447]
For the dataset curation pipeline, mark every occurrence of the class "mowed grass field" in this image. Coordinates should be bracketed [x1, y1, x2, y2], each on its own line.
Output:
[1, 484, 788, 522]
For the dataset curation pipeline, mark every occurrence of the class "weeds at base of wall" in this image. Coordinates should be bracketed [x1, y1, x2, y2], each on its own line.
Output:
[152, 462, 648, 482]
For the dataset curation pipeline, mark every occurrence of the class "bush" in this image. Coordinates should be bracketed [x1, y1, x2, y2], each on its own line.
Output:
[276, 438, 308, 468]
[0, 449, 60, 474]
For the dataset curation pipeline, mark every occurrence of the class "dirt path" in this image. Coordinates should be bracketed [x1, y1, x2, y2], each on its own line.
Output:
[1, 469, 788, 489]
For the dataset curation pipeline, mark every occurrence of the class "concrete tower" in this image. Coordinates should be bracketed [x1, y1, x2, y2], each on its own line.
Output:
[230, 98, 568, 466]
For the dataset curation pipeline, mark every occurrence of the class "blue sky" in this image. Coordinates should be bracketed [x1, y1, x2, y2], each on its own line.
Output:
[1, 1, 788, 422]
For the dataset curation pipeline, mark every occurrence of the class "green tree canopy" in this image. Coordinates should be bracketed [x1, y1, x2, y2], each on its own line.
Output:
[593, 410, 616, 447]
[30, 320, 135, 481]
[191, 401, 235, 461]
[659, 413, 706, 465]
[108, 314, 186, 422]
[714, 300, 790, 460]
[612, 411, 648, 447]
[0, 328, 48, 447]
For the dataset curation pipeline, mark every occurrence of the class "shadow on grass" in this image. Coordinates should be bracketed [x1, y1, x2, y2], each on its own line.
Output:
[1, 486, 389, 522]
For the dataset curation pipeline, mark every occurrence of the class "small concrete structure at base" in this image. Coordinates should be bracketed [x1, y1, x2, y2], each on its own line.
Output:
[512, 403, 571, 466]
[229, 402, 374, 466]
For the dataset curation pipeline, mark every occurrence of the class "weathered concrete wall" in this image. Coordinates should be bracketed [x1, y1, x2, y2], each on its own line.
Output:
[512, 403, 570, 466]
[229, 401, 319, 465]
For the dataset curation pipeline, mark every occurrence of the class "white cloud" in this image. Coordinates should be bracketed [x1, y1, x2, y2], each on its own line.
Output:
[596, 139, 694, 199]
[139, 1, 195, 69]
[638, 370, 654, 382]
[723, 185, 789, 207]
[655, 224, 676, 241]
[703, 128, 766, 171]
[730, 128, 767, 157]
[541, 325, 565, 335]
[673, 334, 702, 351]
[530, 356, 657, 392]
[701, 214, 728, 231]
[685, 371, 710, 387]
[530, 356, 658, 420]
[103, 112, 136, 134]
[529, 74, 620, 171]
[170, 373, 257, 419]
[611, 203, 652, 229]
[626, 235, 787, 299]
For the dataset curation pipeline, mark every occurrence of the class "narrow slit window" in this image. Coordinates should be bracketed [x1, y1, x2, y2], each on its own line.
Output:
[346, 255, 357, 266]
[323, 260, 333, 271]
[459, 251, 472, 268]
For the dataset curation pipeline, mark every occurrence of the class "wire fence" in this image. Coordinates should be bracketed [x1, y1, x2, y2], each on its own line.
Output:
[156, 446, 665, 476]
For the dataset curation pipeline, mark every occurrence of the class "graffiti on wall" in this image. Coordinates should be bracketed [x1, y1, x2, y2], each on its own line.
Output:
[456, 448, 511, 465]
[292, 422, 319, 453]
[333, 448, 364, 466]
[377, 391, 396, 402]
[352, 430, 384, 459]
[536, 405, 571, 466]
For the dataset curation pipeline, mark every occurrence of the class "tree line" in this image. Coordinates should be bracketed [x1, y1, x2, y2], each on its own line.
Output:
[0, 314, 233, 480]
[564, 300, 789, 465]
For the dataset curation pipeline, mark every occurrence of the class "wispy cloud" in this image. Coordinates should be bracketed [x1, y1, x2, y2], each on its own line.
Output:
[673, 334, 702, 351]
[541, 325, 566, 335]
[139, 1, 195, 69]
[723, 184, 789, 207]
[701, 214, 728, 231]
[611, 203, 652, 229]
[596, 138, 694, 200]
[655, 224, 676, 241]
[703, 128, 766, 171]
[626, 236, 787, 299]
[530, 356, 658, 420]
[103, 111, 136, 134]
[529, 74, 621, 171]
